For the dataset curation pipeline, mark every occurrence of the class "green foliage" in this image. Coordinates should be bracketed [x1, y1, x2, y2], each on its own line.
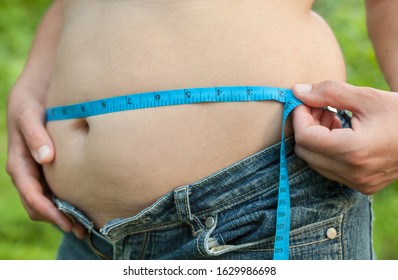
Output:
[0, 0, 51, 96]
[313, 0, 388, 89]
[0, 0, 397, 259]
[0, 0, 61, 260]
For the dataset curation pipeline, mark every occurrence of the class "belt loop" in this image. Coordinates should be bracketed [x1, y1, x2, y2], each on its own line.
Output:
[174, 185, 202, 236]
[174, 185, 192, 222]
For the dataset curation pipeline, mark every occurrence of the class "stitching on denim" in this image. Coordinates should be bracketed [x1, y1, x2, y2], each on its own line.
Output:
[290, 234, 342, 249]
[183, 216, 198, 236]
[175, 192, 183, 222]
[221, 216, 342, 254]
[107, 212, 208, 240]
[190, 215, 204, 237]
[184, 188, 191, 220]
[118, 217, 152, 227]
[109, 220, 181, 241]
[197, 237, 207, 257]
[57, 204, 94, 229]
[290, 215, 343, 238]
[103, 217, 152, 238]
[196, 214, 219, 257]
[240, 234, 342, 252]
[102, 193, 174, 233]
[174, 188, 200, 236]
[338, 188, 354, 260]
[193, 165, 309, 218]
[139, 231, 150, 260]
[87, 232, 110, 260]
[197, 231, 210, 257]
[194, 183, 277, 218]
[218, 233, 226, 246]
[193, 166, 309, 216]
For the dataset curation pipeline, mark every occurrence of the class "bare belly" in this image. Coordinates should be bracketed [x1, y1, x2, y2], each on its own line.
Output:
[43, 0, 346, 228]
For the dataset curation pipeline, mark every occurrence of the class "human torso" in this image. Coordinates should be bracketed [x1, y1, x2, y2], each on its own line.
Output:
[44, 0, 345, 228]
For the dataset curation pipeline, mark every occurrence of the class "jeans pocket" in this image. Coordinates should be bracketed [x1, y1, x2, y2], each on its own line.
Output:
[196, 211, 344, 260]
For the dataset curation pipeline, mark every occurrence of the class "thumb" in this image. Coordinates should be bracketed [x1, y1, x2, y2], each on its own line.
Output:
[293, 80, 374, 115]
[19, 110, 55, 164]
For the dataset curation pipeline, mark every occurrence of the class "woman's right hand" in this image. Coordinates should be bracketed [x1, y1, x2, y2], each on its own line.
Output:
[6, 82, 85, 239]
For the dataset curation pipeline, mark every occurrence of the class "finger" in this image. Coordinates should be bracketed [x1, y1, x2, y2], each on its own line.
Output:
[295, 145, 354, 186]
[310, 107, 323, 125]
[295, 145, 390, 193]
[295, 144, 348, 175]
[319, 110, 337, 128]
[292, 104, 314, 127]
[8, 153, 72, 232]
[306, 164, 350, 187]
[19, 191, 73, 232]
[293, 105, 355, 154]
[293, 105, 340, 129]
[18, 108, 55, 164]
[72, 223, 87, 240]
[293, 81, 381, 115]
[306, 164, 384, 195]
[331, 115, 342, 130]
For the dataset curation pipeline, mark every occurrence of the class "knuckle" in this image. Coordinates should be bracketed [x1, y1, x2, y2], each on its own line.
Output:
[355, 185, 377, 196]
[347, 171, 381, 194]
[294, 132, 306, 147]
[5, 160, 15, 177]
[362, 188, 377, 196]
[22, 193, 47, 221]
[27, 210, 41, 221]
[17, 107, 33, 124]
[5, 156, 20, 179]
[24, 194, 39, 213]
[319, 80, 339, 97]
[321, 80, 337, 90]
[18, 112, 43, 144]
[346, 150, 368, 167]
[349, 172, 371, 186]
[311, 80, 340, 106]
[294, 145, 304, 159]
[18, 107, 41, 125]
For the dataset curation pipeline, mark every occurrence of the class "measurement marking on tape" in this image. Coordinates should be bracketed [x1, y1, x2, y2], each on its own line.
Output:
[46, 85, 302, 260]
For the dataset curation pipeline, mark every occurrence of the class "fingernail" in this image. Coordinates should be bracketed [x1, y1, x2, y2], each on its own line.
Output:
[37, 145, 50, 162]
[295, 84, 313, 94]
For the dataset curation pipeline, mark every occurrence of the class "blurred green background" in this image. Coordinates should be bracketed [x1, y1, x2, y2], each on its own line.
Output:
[0, 0, 397, 259]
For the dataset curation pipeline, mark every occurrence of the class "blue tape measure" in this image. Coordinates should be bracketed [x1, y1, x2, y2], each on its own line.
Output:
[46, 85, 302, 260]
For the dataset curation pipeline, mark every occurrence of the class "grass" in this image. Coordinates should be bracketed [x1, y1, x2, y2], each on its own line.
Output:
[0, 0, 397, 259]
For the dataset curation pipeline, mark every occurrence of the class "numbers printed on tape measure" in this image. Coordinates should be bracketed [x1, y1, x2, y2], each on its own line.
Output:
[45, 86, 302, 260]
[46, 86, 291, 121]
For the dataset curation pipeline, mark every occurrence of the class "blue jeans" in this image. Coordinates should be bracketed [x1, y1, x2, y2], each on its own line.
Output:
[54, 114, 374, 260]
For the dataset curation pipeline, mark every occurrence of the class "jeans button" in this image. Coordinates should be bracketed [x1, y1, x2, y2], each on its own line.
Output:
[205, 217, 215, 228]
[326, 227, 337, 240]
